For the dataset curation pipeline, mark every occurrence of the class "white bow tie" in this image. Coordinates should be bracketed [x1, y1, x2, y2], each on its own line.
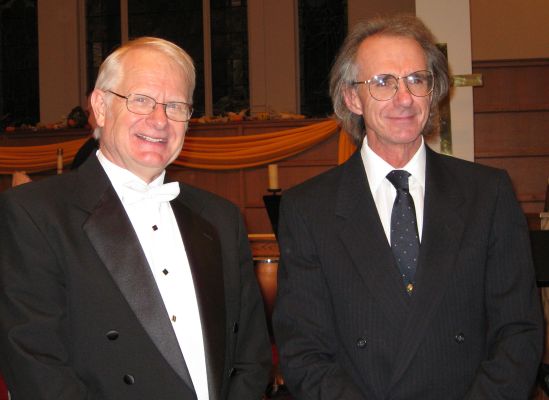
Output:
[121, 181, 180, 205]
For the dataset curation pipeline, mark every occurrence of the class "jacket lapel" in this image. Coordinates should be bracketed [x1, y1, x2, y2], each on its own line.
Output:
[172, 189, 226, 400]
[387, 147, 466, 390]
[336, 152, 411, 329]
[77, 157, 195, 391]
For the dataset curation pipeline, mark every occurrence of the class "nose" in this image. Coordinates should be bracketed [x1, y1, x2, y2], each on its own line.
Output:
[146, 104, 169, 128]
[393, 79, 413, 106]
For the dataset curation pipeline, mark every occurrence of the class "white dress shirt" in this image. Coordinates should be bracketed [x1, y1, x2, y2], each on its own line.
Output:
[360, 137, 426, 244]
[96, 151, 209, 400]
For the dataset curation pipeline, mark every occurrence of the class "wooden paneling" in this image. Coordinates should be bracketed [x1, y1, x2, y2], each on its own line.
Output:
[171, 168, 243, 206]
[473, 60, 549, 112]
[475, 111, 549, 157]
[476, 156, 549, 213]
[473, 59, 549, 225]
[244, 207, 274, 235]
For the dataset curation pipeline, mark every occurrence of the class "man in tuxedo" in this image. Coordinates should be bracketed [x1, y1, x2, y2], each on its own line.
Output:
[272, 15, 543, 399]
[0, 37, 271, 400]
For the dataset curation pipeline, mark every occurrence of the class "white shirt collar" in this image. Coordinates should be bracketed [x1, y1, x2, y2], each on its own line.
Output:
[96, 150, 166, 200]
[360, 135, 426, 191]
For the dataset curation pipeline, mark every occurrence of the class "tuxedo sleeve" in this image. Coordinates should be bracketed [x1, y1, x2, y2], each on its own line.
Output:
[0, 194, 90, 399]
[226, 209, 272, 399]
[465, 171, 543, 399]
[272, 195, 365, 400]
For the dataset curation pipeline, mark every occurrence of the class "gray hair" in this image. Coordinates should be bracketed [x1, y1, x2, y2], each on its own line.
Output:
[93, 37, 195, 138]
[329, 14, 450, 146]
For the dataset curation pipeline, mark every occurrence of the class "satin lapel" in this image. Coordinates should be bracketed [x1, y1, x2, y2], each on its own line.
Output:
[387, 147, 466, 390]
[336, 152, 411, 329]
[79, 159, 195, 390]
[172, 194, 226, 400]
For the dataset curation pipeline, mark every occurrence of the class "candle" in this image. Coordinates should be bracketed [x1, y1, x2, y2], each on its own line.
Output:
[268, 164, 279, 190]
[57, 148, 63, 175]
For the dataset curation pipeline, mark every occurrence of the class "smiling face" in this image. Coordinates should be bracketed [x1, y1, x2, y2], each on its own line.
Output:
[344, 34, 432, 167]
[91, 48, 190, 182]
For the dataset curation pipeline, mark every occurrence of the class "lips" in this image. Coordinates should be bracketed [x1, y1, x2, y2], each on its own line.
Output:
[387, 115, 415, 122]
[136, 133, 167, 143]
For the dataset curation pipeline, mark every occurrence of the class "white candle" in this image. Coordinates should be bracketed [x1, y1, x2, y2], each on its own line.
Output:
[268, 164, 279, 190]
[56, 148, 63, 175]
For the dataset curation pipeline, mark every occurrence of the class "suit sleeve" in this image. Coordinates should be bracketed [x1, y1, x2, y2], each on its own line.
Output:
[226, 209, 272, 400]
[272, 196, 365, 400]
[0, 194, 90, 399]
[465, 171, 543, 399]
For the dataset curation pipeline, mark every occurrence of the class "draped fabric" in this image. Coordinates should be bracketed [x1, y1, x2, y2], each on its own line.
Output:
[337, 130, 357, 164]
[0, 138, 86, 173]
[0, 119, 357, 174]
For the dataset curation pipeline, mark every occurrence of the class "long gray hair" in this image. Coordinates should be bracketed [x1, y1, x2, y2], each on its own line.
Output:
[329, 15, 450, 146]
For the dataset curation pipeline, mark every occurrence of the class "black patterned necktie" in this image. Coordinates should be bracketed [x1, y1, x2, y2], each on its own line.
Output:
[387, 170, 419, 295]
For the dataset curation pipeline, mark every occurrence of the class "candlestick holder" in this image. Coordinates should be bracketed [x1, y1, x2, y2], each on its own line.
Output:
[263, 190, 281, 238]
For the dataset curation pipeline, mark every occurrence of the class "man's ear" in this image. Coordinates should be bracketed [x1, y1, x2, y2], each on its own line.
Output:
[90, 89, 106, 128]
[343, 86, 364, 115]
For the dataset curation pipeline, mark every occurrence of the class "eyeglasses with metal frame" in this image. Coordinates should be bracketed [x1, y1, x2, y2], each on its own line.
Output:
[351, 70, 434, 101]
[107, 90, 193, 122]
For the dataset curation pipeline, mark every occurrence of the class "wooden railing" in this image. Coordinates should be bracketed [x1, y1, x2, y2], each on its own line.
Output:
[473, 58, 549, 229]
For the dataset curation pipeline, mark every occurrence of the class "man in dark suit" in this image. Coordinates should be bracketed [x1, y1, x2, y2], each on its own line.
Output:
[272, 15, 543, 399]
[0, 37, 271, 400]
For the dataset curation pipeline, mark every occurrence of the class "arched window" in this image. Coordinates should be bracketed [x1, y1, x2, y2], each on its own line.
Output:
[85, 0, 248, 117]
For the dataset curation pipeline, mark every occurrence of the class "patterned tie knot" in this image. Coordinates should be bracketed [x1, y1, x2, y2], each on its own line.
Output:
[386, 170, 411, 191]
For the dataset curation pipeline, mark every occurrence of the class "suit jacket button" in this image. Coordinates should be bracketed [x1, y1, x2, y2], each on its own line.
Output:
[454, 333, 465, 343]
[123, 374, 135, 385]
[106, 330, 119, 340]
[228, 367, 236, 377]
[233, 322, 239, 333]
[356, 337, 367, 348]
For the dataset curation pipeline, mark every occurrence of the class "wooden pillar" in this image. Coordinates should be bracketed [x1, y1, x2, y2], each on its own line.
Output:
[37, 0, 81, 123]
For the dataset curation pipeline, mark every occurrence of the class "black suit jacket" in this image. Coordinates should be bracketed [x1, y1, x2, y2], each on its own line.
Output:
[0, 156, 271, 400]
[272, 147, 543, 399]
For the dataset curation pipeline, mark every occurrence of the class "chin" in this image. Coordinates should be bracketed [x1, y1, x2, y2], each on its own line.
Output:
[131, 158, 167, 173]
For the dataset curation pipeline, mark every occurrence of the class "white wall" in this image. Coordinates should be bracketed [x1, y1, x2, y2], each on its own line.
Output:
[471, 0, 549, 60]
[416, 0, 475, 161]
[248, 0, 299, 115]
[38, 0, 83, 123]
